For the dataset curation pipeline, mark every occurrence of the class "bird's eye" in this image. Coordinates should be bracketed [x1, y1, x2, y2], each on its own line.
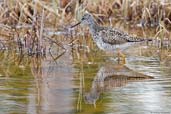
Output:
[82, 17, 85, 20]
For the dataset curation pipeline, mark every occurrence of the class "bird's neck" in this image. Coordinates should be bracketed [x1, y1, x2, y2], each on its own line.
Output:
[88, 21, 99, 35]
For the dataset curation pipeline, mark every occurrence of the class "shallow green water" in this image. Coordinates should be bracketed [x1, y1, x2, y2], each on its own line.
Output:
[0, 42, 171, 114]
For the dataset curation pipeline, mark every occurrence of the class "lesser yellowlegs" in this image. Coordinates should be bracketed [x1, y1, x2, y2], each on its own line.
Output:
[71, 13, 152, 63]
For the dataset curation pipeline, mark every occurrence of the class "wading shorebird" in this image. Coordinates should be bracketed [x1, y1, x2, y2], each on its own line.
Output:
[71, 13, 152, 63]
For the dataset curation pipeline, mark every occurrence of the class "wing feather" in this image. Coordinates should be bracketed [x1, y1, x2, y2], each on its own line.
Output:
[98, 27, 144, 45]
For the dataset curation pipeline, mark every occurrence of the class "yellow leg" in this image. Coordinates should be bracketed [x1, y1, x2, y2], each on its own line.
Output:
[117, 49, 126, 64]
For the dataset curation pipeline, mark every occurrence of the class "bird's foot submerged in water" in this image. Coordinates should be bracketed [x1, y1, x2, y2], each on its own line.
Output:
[108, 56, 126, 64]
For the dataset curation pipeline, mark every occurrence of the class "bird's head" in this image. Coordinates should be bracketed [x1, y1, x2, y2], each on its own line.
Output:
[81, 13, 94, 25]
[71, 13, 95, 28]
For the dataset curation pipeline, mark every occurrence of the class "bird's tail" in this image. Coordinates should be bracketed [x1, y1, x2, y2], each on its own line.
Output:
[127, 35, 153, 42]
[127, 35, 171, 48]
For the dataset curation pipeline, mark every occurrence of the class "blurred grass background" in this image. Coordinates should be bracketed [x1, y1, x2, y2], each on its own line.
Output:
[0, 0, 171, 28]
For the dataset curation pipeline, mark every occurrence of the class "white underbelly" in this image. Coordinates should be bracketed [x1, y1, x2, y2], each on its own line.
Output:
[94, 38, 141, 51]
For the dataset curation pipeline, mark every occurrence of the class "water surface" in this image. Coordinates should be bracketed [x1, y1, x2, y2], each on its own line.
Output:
[0, 32, 171, 114]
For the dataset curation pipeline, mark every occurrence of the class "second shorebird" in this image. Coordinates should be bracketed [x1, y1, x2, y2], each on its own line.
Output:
[71, 13, 152, 63]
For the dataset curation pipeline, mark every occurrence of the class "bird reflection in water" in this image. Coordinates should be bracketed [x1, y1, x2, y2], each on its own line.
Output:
[84, 63, 153, 107]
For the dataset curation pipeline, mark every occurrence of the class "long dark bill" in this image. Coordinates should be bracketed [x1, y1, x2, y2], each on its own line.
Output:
[70, 22, 81, 28]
